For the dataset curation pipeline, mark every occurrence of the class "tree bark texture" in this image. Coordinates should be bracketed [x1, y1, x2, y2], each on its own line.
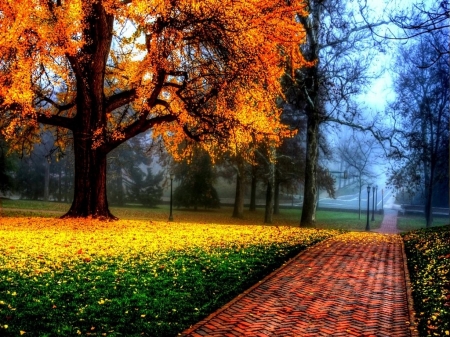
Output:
[232, 163, 245, 218]
[61, 3, 115, 218]
[300, 113, 319, 227]
[298, 1, 321, 227]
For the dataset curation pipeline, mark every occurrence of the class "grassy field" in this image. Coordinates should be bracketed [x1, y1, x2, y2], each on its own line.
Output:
[397, 214, 449, 231]
[0, 199, 382, 231]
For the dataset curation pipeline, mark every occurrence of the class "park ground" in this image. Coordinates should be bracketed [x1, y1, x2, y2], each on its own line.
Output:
[0, 200, 448, 336]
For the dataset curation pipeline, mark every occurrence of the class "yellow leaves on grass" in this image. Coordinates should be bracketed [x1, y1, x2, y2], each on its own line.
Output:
[333, 232, 403, 244]
[0, 217, 338, 276]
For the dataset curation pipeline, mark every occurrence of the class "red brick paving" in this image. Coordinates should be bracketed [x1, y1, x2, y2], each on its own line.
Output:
[181, 228, 418, 336]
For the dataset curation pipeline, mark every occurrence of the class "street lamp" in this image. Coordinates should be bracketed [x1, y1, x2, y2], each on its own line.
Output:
[168, 173, 174, 222]
[366, 185, 371, 231]
[371, 186, 376, 221]
[375, 185, 378, 213]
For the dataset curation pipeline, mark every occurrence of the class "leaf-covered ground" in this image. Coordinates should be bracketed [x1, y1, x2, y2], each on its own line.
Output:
[0, 217, 341, 336]
[402, 225, 450, 337]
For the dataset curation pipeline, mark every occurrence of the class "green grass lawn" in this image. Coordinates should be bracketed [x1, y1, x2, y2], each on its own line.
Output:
[397, 214, 449, 231]
[402, 225, 450, 337]
[0, 213, 342, 336]
[0, 199, 382, 231]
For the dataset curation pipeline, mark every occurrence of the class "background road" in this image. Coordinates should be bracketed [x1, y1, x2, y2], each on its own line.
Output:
[317, 189, 393, 211]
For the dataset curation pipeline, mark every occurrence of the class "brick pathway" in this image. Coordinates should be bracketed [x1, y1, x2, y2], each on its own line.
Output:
[181, 231, 417, 336]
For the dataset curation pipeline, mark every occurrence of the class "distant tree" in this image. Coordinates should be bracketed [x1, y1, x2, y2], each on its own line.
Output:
[125, 166, 163, 208]
[107, 135, 151, 206]
[273, 135, 306, 214]
[14, 153, 46, 200]
[0, 137, 16, 195]
[338, 134, 378, 219]
[139, 168, 164, 208]
[388, 0, 449, 63]
[386, 30, 449, 227]
[173, 149, 220, 210]
[0, 135, 16, 195]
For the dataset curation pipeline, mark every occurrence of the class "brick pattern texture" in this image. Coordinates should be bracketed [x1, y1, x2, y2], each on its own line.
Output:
[181, 233, 414, 337]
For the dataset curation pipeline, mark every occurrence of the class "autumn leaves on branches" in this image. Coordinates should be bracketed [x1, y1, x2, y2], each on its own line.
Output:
[0, 0, 310, 218]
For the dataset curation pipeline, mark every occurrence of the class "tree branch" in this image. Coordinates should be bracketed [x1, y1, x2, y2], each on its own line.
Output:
[37, 113, 74, 130]
[105, 89, 137, 113]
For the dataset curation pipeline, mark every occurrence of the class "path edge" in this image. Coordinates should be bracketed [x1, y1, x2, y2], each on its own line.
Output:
[400, 238, 419, 337]
[178, 236, 335, 336]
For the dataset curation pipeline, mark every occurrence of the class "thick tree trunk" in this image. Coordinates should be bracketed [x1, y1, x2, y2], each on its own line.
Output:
[61, 2, 115, 219]
[62, 135, 115, 219]
[232, 168, 245, 218]
[300, 115, 319, 227]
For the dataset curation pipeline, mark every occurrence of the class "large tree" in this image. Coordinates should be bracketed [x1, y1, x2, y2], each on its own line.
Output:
[0, 0, 307, 218]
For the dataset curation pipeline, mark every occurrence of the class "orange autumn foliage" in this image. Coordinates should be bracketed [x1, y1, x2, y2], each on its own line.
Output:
[0, 0, 308, 154]
[0, 0, 310, 218]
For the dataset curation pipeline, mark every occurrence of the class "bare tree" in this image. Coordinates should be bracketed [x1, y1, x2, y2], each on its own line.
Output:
[338, 134, 378, 219]
[387, 0, 449, 64]
[386, 29, 449, 227]
[282, 0, 386, 226]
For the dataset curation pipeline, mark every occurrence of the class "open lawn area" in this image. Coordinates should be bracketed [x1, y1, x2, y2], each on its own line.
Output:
[0, 199, 382, 231]
[0, 201, 343, 336]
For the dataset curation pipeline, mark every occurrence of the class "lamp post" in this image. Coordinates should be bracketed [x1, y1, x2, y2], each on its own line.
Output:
[375, 185, 378, 213]
[371, 186, 376, 221]
[168, 173, 174, 221]
[381, 188, 384, 214]
[366, 185, 371, 231]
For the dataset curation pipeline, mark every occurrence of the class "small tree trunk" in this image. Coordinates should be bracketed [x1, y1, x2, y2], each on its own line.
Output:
[358, 188, 362, 220]
[116, 165, 124, 207]
[57, 165, 62, 202]
[232, 169, 245, 218]
[63, 165, 68, 203]
[44, 160, 50, 201]
[249, 168, 257, 211]
[273, 180, 280, 215]
[264, 181, 273, 224]
[358, 176, 362, 220]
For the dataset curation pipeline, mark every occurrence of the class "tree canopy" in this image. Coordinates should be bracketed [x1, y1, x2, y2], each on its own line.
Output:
[0, 0, 309, 218]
